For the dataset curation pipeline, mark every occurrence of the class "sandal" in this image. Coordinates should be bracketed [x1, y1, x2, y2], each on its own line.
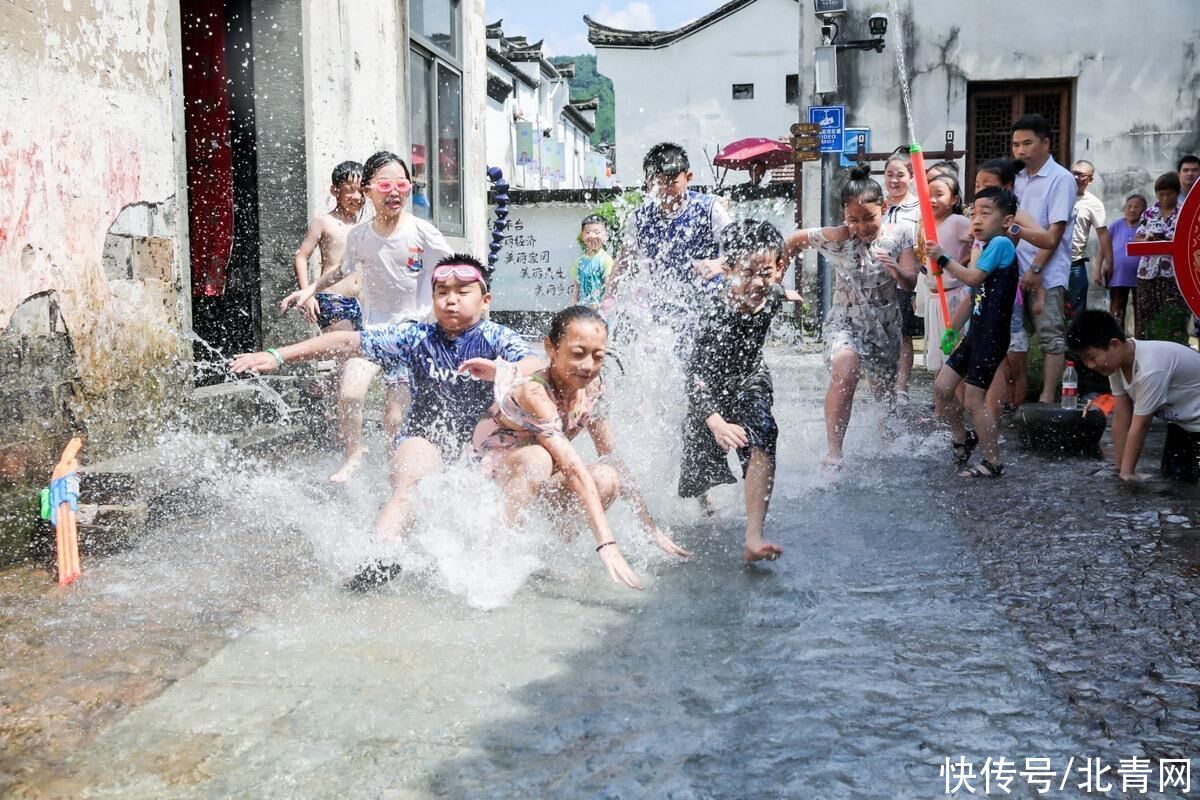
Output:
[952, 430, 979, 467]
[959, 459, 1003, 479]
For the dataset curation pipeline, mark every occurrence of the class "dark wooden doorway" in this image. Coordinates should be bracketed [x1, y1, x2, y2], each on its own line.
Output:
[181, 0, 261, 378]
[966, 80, 1073, 194]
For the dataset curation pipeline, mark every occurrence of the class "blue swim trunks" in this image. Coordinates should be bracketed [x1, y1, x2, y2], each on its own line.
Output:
[315, 293, 363, 331]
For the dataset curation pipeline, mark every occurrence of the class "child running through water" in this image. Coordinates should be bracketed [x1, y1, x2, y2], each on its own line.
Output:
[679, 220, 788, 561]
[473, 305, 691, 583]
[572, 215, 613, 307]
[281, 151, 452, 483]
[784, 165, 919, 477]
[930, 188, 1022, 478]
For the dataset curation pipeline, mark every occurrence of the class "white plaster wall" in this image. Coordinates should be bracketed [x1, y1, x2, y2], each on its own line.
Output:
[0, 0, 190, 430]
[598, 0, 801, 185]
[302, 0, 407, 218]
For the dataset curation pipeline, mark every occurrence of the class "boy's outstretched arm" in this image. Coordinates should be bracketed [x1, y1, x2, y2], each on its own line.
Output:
[229, 331, 363, 374]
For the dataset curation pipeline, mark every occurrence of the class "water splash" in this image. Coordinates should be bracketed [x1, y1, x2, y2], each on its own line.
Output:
[888, 0, 918, 145]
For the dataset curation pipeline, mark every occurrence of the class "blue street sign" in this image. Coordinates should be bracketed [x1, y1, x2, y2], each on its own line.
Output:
[808, 105, 845, 153]
[840, 127, 870, 167]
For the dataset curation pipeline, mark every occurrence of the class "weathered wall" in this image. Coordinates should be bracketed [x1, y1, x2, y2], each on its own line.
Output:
[255, 0, 312, 347]
[0, 0, 190, 475]
[811, 0, 1200, 214]
[459, 0, 488, 256]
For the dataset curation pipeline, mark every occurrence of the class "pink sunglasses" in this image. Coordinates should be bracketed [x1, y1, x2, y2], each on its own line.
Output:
[369, 179, 412, 194]
[432, 263, 487, 287]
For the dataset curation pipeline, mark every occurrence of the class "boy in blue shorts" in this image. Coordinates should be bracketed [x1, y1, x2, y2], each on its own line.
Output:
[930, 187, 1021, 478]
[231, 255, 540, 578]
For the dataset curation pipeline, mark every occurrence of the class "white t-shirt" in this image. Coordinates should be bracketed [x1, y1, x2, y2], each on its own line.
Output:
[1014, 156, 1076, 290]
[341, 215, 452, 329]
[1070, 190, 1107, 262]
[1109, 339, 1200, 432]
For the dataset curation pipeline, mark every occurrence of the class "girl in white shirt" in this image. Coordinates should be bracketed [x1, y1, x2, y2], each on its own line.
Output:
[282, 151, 452, 483]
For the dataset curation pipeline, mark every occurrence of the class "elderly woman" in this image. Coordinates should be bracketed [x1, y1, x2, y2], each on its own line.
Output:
[1134, 172, 1188, 343]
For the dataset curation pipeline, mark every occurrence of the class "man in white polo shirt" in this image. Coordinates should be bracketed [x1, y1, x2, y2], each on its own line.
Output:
[1012, 114, 1076, 404]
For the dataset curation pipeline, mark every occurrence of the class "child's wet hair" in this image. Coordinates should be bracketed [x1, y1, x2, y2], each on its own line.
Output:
[929, 173, 964, 215]
[548, 305, 609, 344]
[643, 142, 690, 177]
[331, 160, 363, 186]
[840, 163, 885, 206]
[976, 157, 1024, 188]
[721, 219, 785, 264]
[361, 150, 412, 185]
[884, 150, 913, 176]
[974, 186, 1018, 216]
[927, 160, 959, 178]
[580, 214, 608, 231]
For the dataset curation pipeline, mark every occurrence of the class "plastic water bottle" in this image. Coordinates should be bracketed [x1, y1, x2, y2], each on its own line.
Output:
[1061, 361, 1079, 410]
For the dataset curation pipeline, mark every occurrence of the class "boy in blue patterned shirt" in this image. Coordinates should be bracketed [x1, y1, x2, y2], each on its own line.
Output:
[572, 214, 614, 307]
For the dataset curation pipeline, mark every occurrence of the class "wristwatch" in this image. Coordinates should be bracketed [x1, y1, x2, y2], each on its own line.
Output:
[1031, 264, 1043, 275]
[1008, 223, 1022, 237]
[936, 254, 951, 269]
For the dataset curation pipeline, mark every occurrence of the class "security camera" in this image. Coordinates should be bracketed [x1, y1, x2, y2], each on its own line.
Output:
[868, 12, 888, 37]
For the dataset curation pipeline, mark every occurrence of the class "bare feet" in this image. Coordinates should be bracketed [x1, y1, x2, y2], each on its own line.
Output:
[816, 456, 844, 486]
[329, 449, 367, 484]
[743, 538, 783, 561]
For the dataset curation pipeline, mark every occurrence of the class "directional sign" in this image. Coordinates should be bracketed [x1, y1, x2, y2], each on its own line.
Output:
[808, 105, 845, 153]
[790, 122, 821, 136]
[840, 127, 870, 168]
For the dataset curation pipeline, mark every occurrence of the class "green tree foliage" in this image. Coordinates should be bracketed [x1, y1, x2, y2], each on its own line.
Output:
[549, 55, 615, 148]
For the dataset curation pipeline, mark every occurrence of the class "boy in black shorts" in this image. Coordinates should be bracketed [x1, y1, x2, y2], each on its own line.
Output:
[679, 220, 788, 561]
[930, 187, 1020, 478]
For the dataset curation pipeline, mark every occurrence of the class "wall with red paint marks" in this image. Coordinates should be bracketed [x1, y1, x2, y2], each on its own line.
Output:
[0, 1, 190, 458]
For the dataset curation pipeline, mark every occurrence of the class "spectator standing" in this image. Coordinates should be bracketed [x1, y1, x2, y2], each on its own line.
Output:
[1011, 114, 1076, 404]
[1068, 160, 1111, 322]
[1134, 172, 1188, 344]
[1177, 154, 1199, 198]
[1105, 193, 1147, 331]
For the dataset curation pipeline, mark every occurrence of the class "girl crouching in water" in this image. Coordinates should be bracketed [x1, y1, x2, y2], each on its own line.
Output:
[785, 164, 919, 477]
[472, 306, 691, 589]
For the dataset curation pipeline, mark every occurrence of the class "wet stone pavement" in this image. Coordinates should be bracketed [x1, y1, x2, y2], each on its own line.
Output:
[1, 349, 1199, 799]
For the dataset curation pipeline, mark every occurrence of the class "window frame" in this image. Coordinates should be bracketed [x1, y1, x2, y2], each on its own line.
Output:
[409, 0, 465, 236]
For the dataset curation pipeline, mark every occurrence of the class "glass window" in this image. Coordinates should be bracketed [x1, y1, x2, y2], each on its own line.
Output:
[408, 0, 463, 235]
[436, 65, 462, 231]
[410, 0, 457, 57]
[409, 51, 433, 222]
[732, 83, 754, 100]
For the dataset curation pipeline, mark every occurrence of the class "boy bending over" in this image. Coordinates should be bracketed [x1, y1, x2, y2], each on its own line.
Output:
[1069, 309, 1200, 481]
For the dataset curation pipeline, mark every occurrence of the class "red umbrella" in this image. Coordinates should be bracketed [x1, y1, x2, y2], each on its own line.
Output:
[713, 137, 792, 170]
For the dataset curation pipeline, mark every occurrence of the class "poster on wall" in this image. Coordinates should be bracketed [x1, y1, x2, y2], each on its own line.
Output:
[541, 139, 564, 184]
[586, 153, 610, 189]
[515, 121, 536, 168]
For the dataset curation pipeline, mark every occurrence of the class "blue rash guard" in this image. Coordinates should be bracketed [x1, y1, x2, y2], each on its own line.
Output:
[359, 319, 534, 458]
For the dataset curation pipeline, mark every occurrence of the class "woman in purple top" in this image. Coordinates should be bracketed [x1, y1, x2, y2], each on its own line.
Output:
[1106, 193, 1147, 330]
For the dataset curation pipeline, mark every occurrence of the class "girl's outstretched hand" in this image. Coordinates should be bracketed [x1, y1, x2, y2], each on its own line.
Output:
[648, 526, 692, 558]
[597, 543, 643, 590]
[229, 352, 279, 374]
[458, 357, 499, 381]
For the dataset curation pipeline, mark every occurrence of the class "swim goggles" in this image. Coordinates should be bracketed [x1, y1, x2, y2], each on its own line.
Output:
[432, 263, 488, 289]
[369, 179, 412, 195]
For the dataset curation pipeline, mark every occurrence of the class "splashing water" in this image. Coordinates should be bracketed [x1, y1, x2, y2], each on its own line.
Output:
[888, 0, 918, 144]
